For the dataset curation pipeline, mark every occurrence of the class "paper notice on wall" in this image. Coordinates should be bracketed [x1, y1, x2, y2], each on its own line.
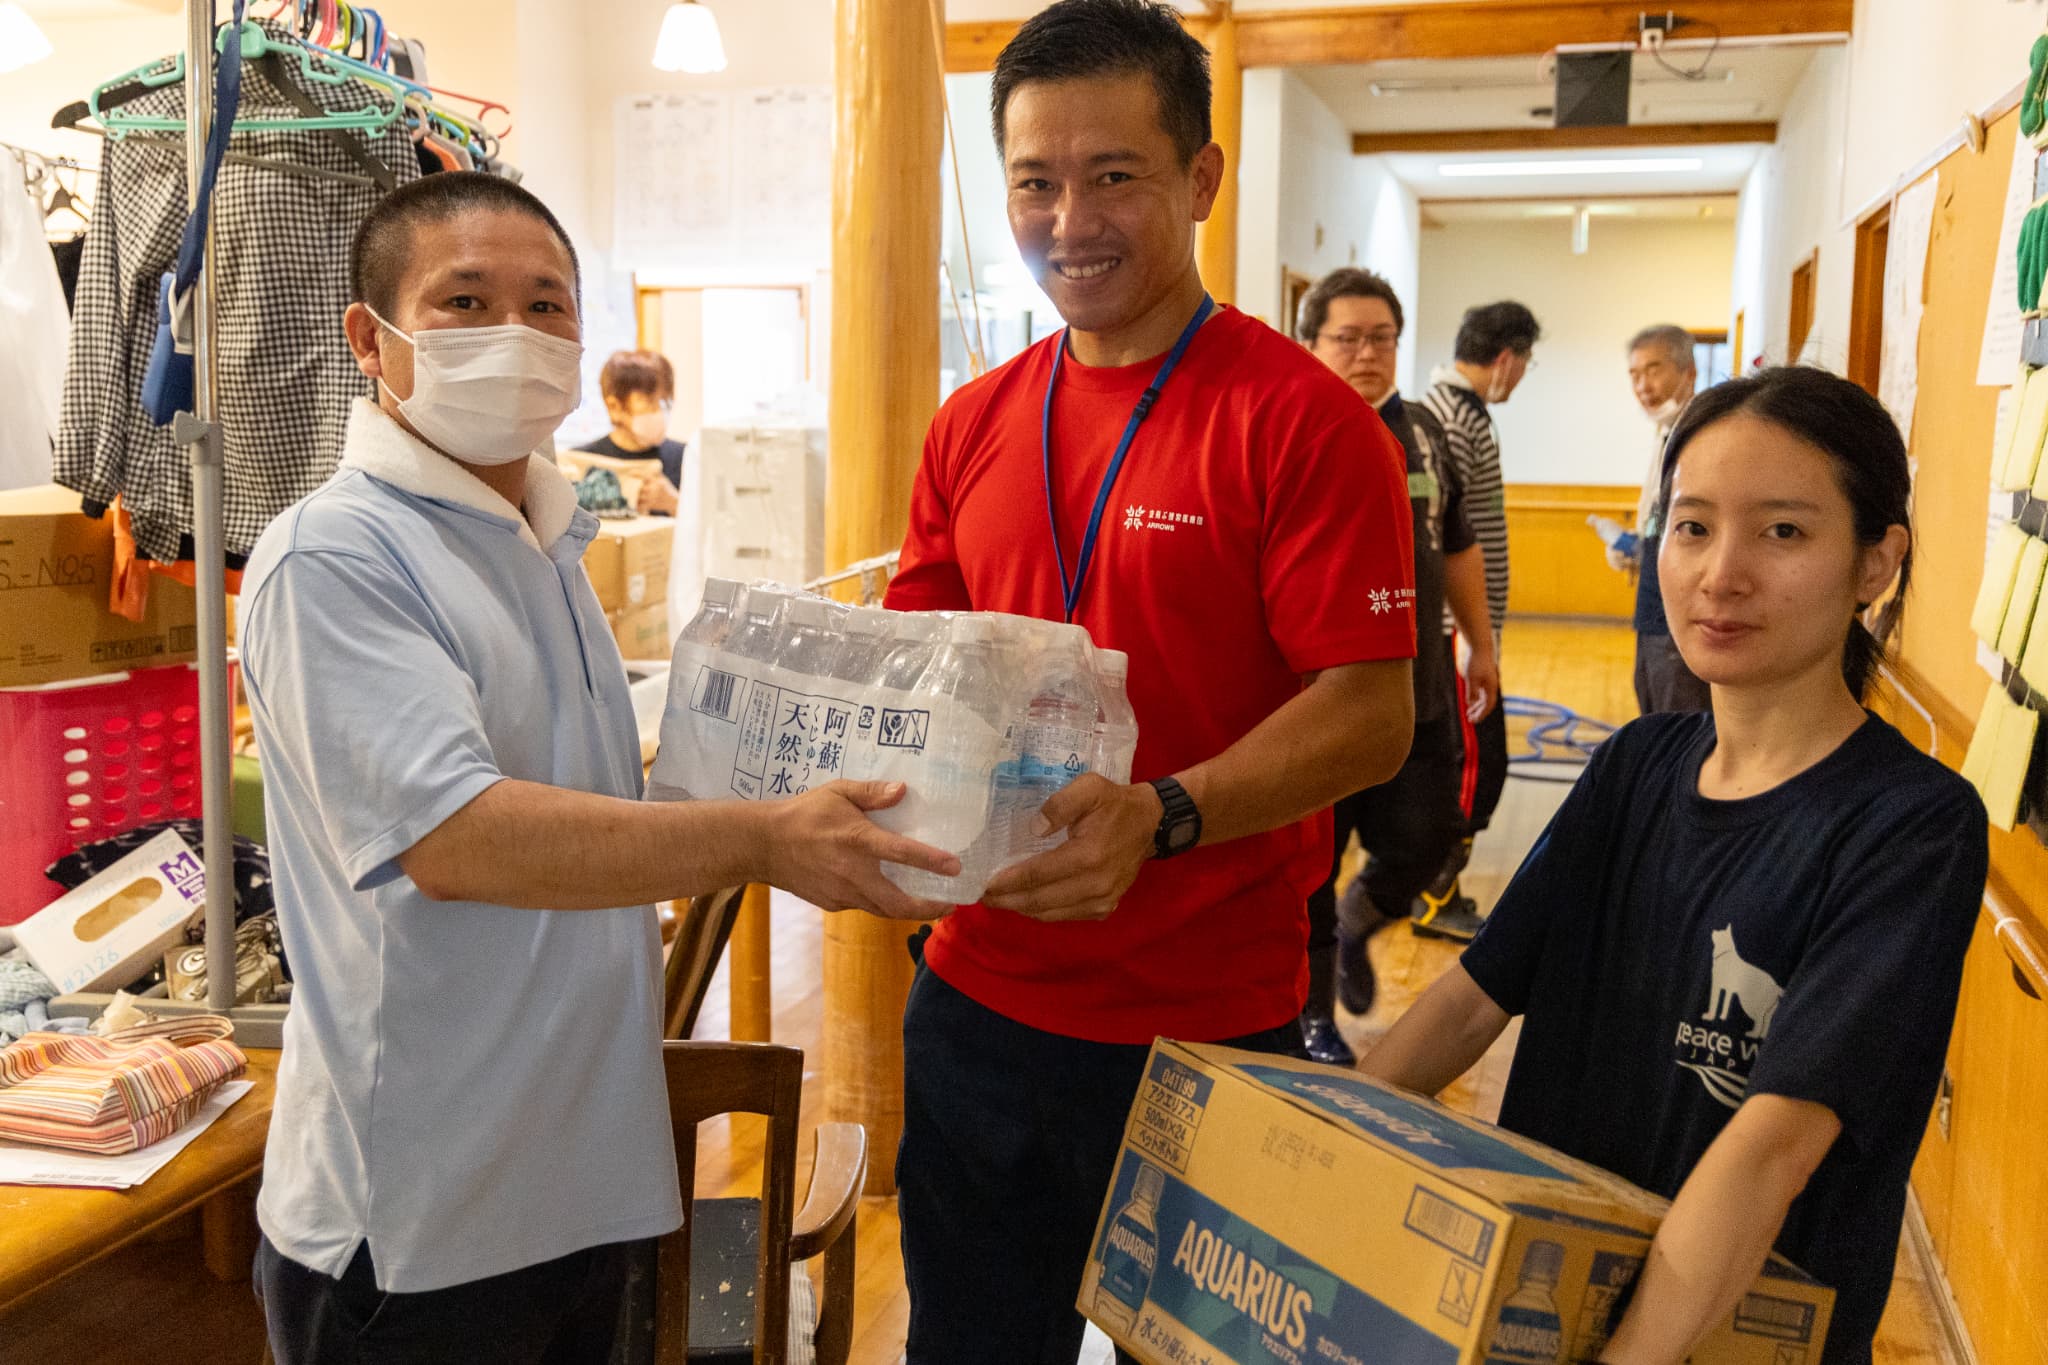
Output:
[1986, 385, 2025, 680]
[614, 92, 734, 263]
[1980, 129, 2040, 386]
[1880, 174, 1941, 442]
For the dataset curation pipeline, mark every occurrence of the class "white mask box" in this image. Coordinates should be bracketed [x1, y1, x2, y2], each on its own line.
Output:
[14, 829, 208, 997]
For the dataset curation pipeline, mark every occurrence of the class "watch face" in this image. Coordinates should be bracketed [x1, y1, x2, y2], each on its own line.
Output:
[1166, 819, 1199, 853]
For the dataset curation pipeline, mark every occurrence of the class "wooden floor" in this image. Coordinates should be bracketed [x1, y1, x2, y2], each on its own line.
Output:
[0, 619, 1953, 1365]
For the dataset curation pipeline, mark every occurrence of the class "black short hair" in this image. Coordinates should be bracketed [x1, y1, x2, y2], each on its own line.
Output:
[1659, 366, 1912, 701]
[1296, 268, 1404, 344]
[991, 0, 1211, 165]
[1453, 301, 1541, 365]
[349, 172, 581, 320]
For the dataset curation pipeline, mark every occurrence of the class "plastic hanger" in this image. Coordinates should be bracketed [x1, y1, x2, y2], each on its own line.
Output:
[89, 22, 405, 138]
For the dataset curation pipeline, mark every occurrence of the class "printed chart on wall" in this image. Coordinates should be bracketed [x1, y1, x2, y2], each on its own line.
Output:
[1880, 174, 1940, 443]
[612, 87, 831, 268]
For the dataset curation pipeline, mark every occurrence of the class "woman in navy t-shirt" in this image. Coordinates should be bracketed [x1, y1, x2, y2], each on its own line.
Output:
[1363, 366, 1988, 1365]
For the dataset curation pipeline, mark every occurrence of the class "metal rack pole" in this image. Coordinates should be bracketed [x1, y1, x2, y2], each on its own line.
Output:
[182, 0, 237, 1016]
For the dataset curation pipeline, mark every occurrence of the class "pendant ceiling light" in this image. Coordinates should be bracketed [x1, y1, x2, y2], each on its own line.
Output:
[653, 0, 727, 75]
[0, 4, 54, 75]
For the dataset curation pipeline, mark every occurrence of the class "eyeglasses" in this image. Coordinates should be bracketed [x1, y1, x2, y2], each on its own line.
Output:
[1317, 328, 1400, 355]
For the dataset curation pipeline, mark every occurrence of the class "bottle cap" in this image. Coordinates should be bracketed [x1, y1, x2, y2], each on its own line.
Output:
[788, 597, 834, 629]
[951, 614, 996, 645]
[700, 577, 741, 606]
[746, 587, 791, 621]
[1099, 649, 1130, 681]
[1134, 1162, 1164, 1207]
[848, 606, 891, 636]
[1524, 1239, 1564, 1286]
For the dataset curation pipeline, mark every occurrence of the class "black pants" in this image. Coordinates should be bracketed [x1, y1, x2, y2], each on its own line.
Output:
[898, 961, 1307, 1364]
[1303, 711, 1464, 1011]
[1454, 667, 1509, 836]
[255, 1233, 652, 1365]
[1633, 630, 1711, 715]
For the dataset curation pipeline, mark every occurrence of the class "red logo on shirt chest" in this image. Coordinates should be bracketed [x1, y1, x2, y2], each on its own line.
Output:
[1122, 504, 1207, 533]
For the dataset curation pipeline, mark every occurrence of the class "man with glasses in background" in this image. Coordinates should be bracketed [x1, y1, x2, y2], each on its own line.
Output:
[1294, 268, 1497, 1061]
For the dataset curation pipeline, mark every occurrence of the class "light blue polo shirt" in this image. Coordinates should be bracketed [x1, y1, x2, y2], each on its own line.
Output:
[241, 399, 682, 1293]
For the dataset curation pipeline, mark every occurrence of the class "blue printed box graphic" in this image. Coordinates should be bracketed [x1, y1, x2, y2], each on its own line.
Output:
[1090, 1153, 1463, 1365]
[1235, 1064, 1574, 1182]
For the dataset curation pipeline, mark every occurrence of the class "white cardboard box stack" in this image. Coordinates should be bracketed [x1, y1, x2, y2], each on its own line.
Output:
[699, 424, 827, 587]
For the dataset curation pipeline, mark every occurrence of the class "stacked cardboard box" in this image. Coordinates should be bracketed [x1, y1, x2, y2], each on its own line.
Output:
[1082, 1042, 1834, 1365]
[0, 486, 198, 688]
[580, 516, 674, 660]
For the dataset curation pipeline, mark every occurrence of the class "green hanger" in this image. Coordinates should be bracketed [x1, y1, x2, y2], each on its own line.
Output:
[91, 22, 404, 138]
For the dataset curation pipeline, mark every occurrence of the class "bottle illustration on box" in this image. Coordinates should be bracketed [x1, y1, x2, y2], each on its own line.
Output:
[1486, 1239, 1566, 1364]
[1092, 1161, 1165, 1338]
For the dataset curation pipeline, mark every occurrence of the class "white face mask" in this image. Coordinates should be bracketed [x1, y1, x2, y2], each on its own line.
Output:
[1648, 394, 1686, 427]
[370, 308, 583, 465]
[628, 409, 669, 447]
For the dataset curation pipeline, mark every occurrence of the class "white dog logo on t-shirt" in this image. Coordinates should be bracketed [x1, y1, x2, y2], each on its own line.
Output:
[1672, 924, 1787, 1110]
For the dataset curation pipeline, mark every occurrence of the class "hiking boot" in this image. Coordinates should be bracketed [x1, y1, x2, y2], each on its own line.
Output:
[1299, 1012, 1357, 1067]
[1410, 885, 1486, 943]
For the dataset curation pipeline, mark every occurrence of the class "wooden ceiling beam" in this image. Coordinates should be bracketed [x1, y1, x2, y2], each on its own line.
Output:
[946, 0, 1849, 73]
[1354, 121, 1777, 154]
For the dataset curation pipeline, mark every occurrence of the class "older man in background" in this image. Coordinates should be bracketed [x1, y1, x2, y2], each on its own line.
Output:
[1615, 323, 1708, 715]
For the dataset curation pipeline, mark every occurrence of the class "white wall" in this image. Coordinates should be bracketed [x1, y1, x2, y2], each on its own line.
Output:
[1237, 70, 1421, 379]
[1416, 217, 1736, 486]
[1, 15, 185, 167]
[1732, 0, 2045, 381]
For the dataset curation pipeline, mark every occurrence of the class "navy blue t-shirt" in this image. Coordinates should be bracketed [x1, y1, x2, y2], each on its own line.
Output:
[1463, 711, 1986, 1363]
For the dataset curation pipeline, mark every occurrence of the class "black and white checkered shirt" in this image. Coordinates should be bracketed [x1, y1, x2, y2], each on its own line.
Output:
[55, 26, 421, 564]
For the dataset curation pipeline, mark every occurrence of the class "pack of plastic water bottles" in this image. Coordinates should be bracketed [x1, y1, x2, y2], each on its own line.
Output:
[647, 578, 1140, 904]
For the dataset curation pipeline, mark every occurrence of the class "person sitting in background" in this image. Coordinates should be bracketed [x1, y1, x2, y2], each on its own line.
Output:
[1616, 323, 1710, 714]
[578, 349, 685, 516]
[1293, 266, 1498, 1065]
[1363, 366, 1987, 1365]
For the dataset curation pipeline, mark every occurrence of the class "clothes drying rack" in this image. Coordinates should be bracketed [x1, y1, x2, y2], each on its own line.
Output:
[55, 0, 286, 1047]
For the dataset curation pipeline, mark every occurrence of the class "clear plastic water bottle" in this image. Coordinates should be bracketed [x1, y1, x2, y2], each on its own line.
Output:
[724, 586, 792, 664]
[675, 577, 742, 653]
[774, 595, 845, 677]
[1093, 649, 1138, 785]
[872, 612, 949, 693]
[829, 606, 896, 685]
[1007, 622, 1103, 862]
[864, 613, 1009, 903]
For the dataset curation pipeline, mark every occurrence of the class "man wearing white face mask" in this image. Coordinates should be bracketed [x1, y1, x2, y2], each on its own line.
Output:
[1618, 322, 1710, 715]
[237, 173, 959, 1365]
[1416, 300, 1540, 943]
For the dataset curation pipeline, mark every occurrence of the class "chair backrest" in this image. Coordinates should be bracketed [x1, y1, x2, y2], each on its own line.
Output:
[656, 1039, 805, 1365]
[664, 885, 747, 1040]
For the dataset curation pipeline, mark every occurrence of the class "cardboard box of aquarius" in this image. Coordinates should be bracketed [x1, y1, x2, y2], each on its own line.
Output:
[1080, 1042, 1833, 1365]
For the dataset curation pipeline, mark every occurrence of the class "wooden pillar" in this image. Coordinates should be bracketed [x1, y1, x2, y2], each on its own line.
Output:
[1197, 9, 1241, 306]
[823, 0, 943, 1197]
[728, 882, 773, 1042]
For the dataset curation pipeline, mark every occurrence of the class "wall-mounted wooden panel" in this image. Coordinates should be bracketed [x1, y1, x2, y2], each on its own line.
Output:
[1504, 483, 1638, 620]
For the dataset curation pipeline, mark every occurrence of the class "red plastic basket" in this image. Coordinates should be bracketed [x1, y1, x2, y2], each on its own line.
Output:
[0, 663, 232, 926]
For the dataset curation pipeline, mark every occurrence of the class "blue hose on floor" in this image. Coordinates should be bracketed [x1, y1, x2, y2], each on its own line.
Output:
[1501, 696, 1616, 784]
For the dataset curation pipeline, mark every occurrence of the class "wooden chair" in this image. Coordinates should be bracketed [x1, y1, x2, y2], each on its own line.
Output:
[653, 1040, 867, 1365]
[664, 886, 747, 1040]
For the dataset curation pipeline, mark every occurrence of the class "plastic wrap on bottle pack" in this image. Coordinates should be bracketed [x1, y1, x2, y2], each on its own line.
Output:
[644, 579, 1143, 905]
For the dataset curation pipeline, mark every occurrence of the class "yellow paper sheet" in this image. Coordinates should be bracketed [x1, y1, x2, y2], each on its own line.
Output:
[1985, 698, 2039, 833]
[1974, 521, 2030, 646]
[1998, 537, 2048, 661]
[1963, 687, 2006, 793]
[1992, 382, 2024, 490]
[2020, 368, 2048, 492]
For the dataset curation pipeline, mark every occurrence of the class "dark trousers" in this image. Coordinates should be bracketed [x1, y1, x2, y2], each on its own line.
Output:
[1454, 667, 1509, 836]
[1304, 711, 1464, 1012]
[1633, 631, 1711, 715]
[255, 1233, 651, 1365]
[898, 961, 1307, 1364]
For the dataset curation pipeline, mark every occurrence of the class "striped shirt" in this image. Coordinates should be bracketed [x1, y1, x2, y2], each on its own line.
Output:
[1421, 367, 1508, 636]
[0, 1018, 247, 1155]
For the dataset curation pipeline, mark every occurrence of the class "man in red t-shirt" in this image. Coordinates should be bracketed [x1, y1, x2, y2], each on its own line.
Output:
[882, 3, 1416, 1358]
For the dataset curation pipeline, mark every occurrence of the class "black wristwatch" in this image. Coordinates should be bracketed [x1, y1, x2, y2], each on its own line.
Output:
[1148, 776, 1203, 860]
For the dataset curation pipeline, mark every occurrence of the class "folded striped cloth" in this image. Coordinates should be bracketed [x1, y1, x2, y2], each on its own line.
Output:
[0, 1016, 246, 1155]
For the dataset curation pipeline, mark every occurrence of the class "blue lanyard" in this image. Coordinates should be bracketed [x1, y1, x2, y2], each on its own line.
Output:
[1041, 294, 1215, 622]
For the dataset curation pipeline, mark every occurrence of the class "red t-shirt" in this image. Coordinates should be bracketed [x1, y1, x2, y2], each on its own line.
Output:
[886, 305, 1415, 1043]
